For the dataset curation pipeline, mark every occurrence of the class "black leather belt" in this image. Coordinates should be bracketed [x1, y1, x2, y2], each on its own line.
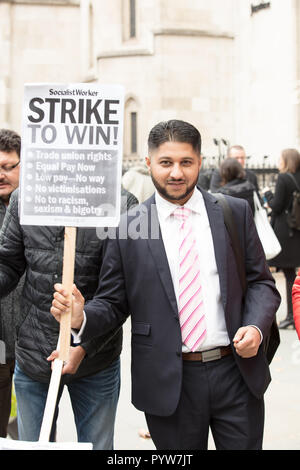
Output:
[182, 345, 232, 362]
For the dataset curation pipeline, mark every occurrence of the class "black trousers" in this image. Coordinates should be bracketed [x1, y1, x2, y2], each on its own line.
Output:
[0, 360, 15, 438]
[145, 355, 264, 450]
[282, 267, 297, 318]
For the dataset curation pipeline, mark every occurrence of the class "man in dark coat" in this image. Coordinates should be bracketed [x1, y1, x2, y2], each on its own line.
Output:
[0, 172, 137, 448]
[0, 129, 23, 439]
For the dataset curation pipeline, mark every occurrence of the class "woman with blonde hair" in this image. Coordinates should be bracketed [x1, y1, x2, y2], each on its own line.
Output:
[264, 148, 300, 329]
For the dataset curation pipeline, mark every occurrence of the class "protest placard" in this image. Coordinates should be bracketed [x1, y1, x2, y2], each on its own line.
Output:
[15, 83, 125, 447]
[20, 83, 124, 227]
[0, 438, 92, 450]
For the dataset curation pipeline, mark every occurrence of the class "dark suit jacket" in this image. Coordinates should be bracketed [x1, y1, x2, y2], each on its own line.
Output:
[82, 190, 281, 416]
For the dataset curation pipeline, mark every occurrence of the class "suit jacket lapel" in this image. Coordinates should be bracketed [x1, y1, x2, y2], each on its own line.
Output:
[144, 196, 178, 316]
[143, 191, 229, 316]
[201, 190, 228, 311]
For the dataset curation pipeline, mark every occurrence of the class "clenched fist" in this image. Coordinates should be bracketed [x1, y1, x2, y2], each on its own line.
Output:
[51, 283, 85, 330]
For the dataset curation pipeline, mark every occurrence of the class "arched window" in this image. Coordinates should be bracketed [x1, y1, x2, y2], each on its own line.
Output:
[129, 0, 136, 38]
[130, 111, 137, 154]
[124, 97, 139, 162]
[123, 0, 137, 41]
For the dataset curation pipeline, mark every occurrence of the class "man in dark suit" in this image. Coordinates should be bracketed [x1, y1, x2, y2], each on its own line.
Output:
[209, 144, 259, 193]
[51, 120, 281, 450]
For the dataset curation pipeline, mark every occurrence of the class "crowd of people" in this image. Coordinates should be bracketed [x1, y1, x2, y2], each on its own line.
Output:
[199, 144, 300, 333]
[0, 119, 299, 450]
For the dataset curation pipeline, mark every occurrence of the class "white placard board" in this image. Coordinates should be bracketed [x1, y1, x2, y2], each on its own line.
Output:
[0, 438, 92, 450]
[19, 83, 124, 228]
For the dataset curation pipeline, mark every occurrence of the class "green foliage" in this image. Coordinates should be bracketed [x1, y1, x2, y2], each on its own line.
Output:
[10, 386, 17, 418]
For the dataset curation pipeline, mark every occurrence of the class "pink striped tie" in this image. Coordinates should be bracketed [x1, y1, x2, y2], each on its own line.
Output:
[173, 206, 206, 351]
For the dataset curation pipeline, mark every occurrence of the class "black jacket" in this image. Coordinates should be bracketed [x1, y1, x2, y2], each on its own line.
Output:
[210, 167, 259, 194]
[215, 178, 255, 214]
[0, 198, 25, 361]
[0, 188, 137, 383]
[264, 171, 300, 268]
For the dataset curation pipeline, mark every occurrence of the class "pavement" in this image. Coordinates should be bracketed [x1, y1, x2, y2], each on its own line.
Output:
[54, 271, 300, 450]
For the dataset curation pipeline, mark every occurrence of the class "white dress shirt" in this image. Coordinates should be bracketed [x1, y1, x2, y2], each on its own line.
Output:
[155, 188, 230, 352]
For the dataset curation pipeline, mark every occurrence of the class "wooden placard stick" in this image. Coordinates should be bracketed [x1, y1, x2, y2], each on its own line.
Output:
[39, 226, 77, 442]
[58, 226, 77, 361]
[38, 358, 64, 442]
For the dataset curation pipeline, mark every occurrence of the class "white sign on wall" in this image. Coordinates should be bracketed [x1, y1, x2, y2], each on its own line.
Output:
[20, 83, 124, 228]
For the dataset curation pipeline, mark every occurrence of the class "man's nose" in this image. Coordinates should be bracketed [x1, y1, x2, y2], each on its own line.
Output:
[170, 164, 184, 179]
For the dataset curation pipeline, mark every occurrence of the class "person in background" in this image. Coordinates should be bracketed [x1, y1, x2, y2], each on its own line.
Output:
[0, 129, 23, 440]
[215, 158, 255, 214]
[210, 145, 259, 194]
[0, 157, 137, 449]
[196, 157, 214, 191]
[292, 269, 300, 339]
[263, 148, 300, 329]
[122, 163, 155, 203]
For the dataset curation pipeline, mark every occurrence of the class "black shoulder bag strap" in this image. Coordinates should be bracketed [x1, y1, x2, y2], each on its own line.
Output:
[287, 172, 300, 192]
[213, 194, 246, 294]
[213, 193, 280, 363]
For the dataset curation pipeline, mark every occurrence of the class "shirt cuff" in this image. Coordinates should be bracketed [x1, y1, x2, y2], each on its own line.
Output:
[249, 325, 263, 344]
[71, 311, 86, 344]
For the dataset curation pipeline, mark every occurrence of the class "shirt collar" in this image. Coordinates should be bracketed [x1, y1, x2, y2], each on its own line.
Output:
[155, 187, 204, 221]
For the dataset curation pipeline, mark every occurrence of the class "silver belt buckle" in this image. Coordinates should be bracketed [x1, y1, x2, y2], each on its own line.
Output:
[201, 348, 222, 362]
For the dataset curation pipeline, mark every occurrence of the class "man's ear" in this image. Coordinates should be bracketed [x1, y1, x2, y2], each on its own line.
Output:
[145, 156, 151, 171]
[199, 154, 203, 171]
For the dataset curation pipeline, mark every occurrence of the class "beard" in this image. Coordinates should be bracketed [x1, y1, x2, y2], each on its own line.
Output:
[149, 172, 199, 203]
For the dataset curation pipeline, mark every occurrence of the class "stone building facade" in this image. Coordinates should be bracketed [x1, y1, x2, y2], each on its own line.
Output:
[233, 0, 300, 165]
[81, 0, 235, 165]
[0, 0, 81, 131]
[1, 0, 300, 167]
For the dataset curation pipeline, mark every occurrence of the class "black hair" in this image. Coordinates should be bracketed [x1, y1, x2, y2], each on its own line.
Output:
[220, 158, 245, 184]
[0, 129, 21, 158]
[148, 120, 201, 156]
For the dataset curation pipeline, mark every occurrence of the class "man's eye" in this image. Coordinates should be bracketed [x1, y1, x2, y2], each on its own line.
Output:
[160, 161, 171, 166]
